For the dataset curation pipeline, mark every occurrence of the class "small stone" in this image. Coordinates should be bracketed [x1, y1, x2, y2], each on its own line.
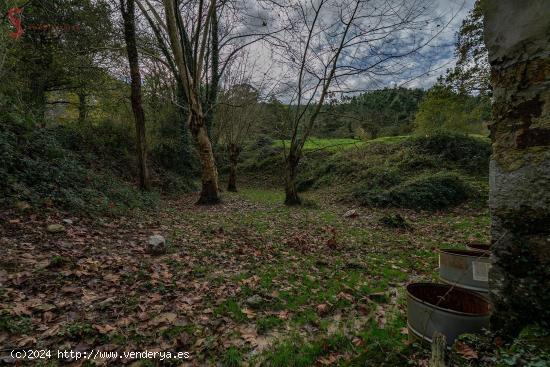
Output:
[343, 209, 359, 218]
[245, 295, 263, 308]
[47, 224, 65, 233]
[62, 218, 73, 225]
[147, 235, 166, 255]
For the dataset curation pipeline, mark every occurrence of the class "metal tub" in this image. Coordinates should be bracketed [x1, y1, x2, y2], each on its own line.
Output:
[466, 243, 491, 253]
[439, 249, 491, 294]
[406, 282, 491, 346]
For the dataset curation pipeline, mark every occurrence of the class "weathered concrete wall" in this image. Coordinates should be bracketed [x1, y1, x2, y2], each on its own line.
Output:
[483, 0, 550, 337]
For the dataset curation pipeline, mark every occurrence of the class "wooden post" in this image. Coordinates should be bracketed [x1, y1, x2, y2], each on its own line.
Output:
[429, 332, 447, 367]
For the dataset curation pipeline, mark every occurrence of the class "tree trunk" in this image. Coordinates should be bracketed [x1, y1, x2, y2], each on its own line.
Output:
[77, 91, 87, 124]
[227, 145, 240, 192]
[483, 0, 550, 338]
[30, 79, 46, 126]
[194, 119, 220, 204]
[162, 0, 221, 204]
[284, 152, 301, 205]
[121, 0, 151, 191]
[205, 4, 219, 136]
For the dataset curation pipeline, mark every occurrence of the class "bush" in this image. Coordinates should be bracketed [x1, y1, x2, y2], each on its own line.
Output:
[414, 85, 490, 135]
[409, 132, 490, 172]
[357, 168, 403, 189]
[0, 119, 158, 214]
[379, 214, 411, 229]
[353, 172, 471, 210]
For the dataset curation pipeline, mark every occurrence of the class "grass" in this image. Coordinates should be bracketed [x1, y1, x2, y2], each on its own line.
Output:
[190, 187, 490, 365]
[273, 138, 364, 151]
[273, 135, 416, 152]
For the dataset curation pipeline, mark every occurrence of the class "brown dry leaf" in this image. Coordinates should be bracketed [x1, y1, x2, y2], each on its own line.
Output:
[275, 310, 289, 320]
[82, 291, 101, 304]
[455, 341, 478, 360]
[318, 354, 338, 365]
[374, 306, 387, 328]
[12, 304, 31, 316]
[316, 303, 329, 316]
[40, 324, 61, 338]
[94, 324, 117, 334]
[116, 317, 132, 327]
[337, 292, 354, 302]
[239, 326, 259, 346]
[17, 336, 37, 347]
[42, 311, 55, 323]
[35, 303, 56, 312]
[104, 273, 120, 283]
[242, 308, 256, 319]
[242, 275, 260, 288]
[148, 293, 162, 303]
[149, 312, 177, 326]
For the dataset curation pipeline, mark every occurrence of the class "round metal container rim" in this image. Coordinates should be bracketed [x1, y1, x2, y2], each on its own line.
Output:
[466, 243, 491, 252]
[439, 278, 490, 295]
[406, 282, 491, 317]
[438, 248, 490, 258]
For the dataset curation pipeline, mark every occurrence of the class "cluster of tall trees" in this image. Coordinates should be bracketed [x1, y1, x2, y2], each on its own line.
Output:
[1, 0, 460, 205]
[314, 88, 425, 138]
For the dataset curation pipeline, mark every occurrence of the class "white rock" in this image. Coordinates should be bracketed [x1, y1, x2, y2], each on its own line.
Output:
[343, 209, 359, 218]
[148, 235, 166, 255]
[47, 224, 65, 233]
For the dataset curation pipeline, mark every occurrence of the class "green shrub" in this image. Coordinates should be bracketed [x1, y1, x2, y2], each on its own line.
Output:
[379, 214, 411, 229]
[354, 172, 471, 210]
[0, 119, 159, 213]
[409, 132, 490, 172]
[357, 168, 403, 189]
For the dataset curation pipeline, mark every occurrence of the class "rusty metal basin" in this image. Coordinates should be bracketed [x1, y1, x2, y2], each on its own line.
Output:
[467, 243, 491, 253]
[406, 282, 491, 346]
[439, 249, 491, 294]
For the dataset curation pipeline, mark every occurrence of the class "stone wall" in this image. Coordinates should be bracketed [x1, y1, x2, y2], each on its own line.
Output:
[483, 0, 550, 338]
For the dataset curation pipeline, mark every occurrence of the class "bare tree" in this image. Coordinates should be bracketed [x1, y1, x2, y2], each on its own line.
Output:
[136, 0, 282, 204]
[120, 0, 151, 190]
[265, 0, 454, 204]
[214, 52, 265, 192]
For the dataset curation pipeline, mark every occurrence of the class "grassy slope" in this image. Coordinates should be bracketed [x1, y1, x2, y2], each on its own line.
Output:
[273, 134, 488, 151]
[250, 134, 490, 211]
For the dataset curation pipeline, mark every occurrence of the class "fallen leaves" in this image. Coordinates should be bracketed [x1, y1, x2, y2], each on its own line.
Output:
[94, 324, 117, 334]
[455, 341, 479, 360]
[149, 312, 178, 327]
[0, 190, 491, 365]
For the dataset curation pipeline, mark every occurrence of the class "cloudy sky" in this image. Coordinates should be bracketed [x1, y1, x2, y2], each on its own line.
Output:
[231, 0, 476, 100]
[399, 0, 476, 89]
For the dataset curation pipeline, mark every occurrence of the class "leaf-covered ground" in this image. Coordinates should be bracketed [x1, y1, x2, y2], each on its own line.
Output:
[0, 188, 490, 366]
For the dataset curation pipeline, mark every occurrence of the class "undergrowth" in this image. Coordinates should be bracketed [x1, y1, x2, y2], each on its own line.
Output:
[242, 132, 490, 210]
[0, 117, 195, 214]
